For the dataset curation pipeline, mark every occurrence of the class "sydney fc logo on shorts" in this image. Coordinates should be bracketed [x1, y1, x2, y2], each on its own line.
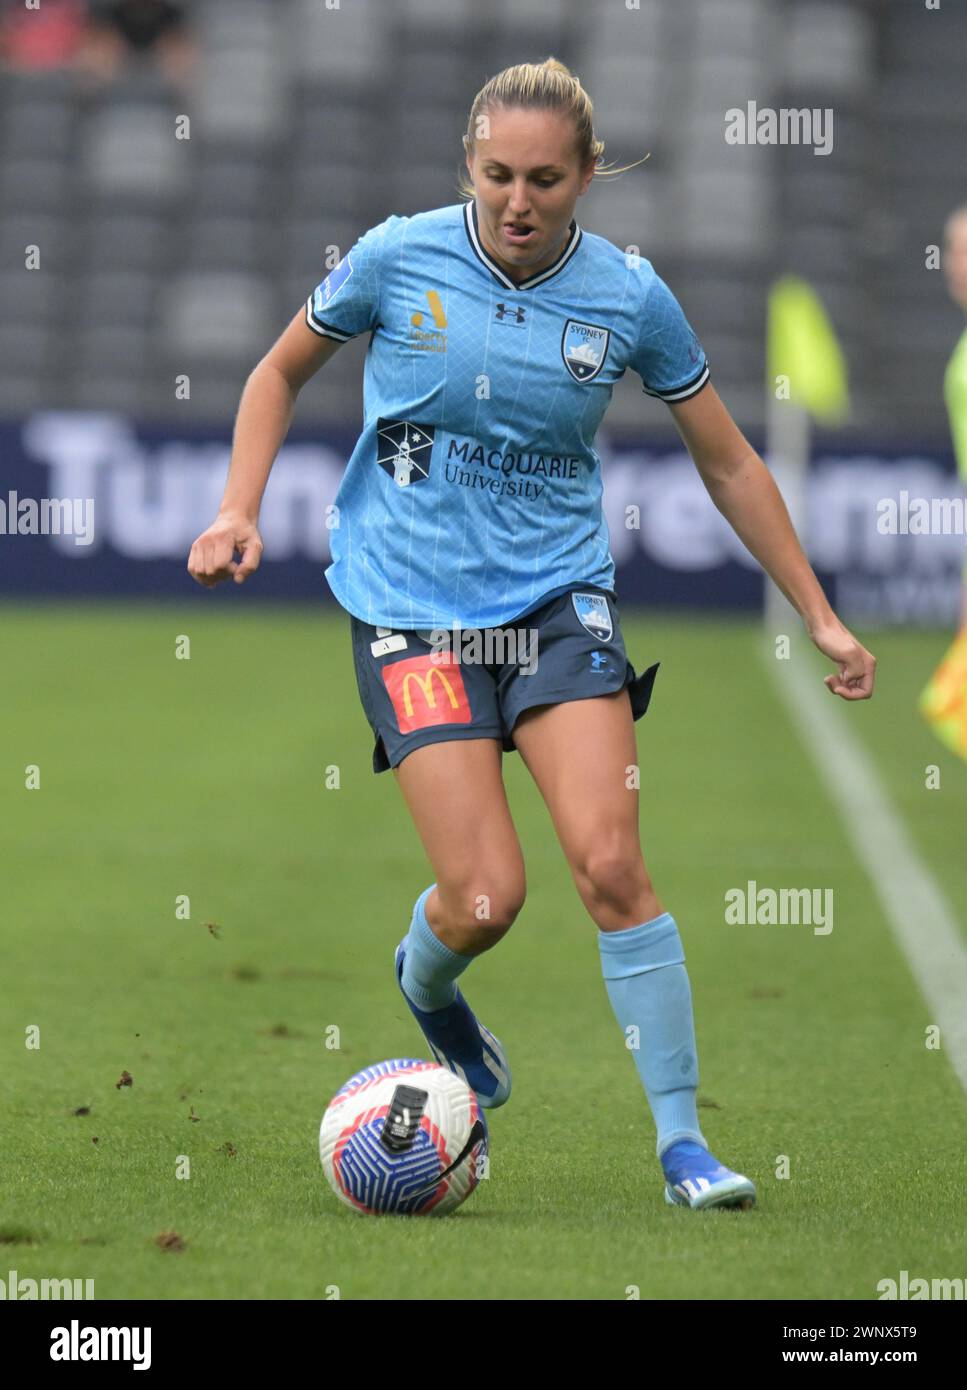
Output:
[376, 417, 435, 487]
[561, 319, 611, 383]
[572, 592, 613, 640]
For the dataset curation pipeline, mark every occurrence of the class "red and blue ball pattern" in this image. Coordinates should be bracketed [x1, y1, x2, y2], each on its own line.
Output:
[320, 1059, 488, 1216]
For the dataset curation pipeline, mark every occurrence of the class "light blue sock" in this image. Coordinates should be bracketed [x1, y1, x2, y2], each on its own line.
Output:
[400, 883, 475, 1011]
[598, 912, 707, 1159]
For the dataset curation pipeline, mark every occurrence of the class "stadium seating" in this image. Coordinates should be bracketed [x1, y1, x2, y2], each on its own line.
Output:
[1, 0, 965, 442]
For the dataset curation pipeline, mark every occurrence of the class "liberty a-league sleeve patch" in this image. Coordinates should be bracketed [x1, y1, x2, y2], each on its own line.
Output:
[376, 418, 435, 487]
[571, 592, 613, 640]
[315, 253, 354, 311]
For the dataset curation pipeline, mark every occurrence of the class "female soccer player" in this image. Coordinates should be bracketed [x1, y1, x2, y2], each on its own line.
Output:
[188, 59, 876, 1211]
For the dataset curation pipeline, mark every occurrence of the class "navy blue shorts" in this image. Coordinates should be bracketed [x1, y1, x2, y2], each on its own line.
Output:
[348, 586, 660, 774]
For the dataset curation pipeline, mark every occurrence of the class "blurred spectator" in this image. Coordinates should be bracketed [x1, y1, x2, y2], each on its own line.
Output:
[942, 205, 967, 631]
[75, 0, 194, 89]
[0, 0, 89, 71]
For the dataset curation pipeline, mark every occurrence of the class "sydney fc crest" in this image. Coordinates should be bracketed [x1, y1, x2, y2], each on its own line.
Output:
[572, 592, 613, 640]
[561, 319, 611, 383]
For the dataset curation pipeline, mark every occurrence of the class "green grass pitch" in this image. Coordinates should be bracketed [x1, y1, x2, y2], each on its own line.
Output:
[2, 602, 966, 1300]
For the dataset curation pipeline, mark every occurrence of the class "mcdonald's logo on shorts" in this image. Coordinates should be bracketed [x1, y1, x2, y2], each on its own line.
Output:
[382, 651, 472, 733]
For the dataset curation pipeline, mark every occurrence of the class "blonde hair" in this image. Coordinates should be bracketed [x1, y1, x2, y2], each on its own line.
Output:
[456, 57, 647, 199]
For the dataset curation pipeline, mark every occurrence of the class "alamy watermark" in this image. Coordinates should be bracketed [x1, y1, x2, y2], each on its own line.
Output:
[876, 491, 967, 536]
[1, 1269, 94, 1299]
[878, 1270, 965, 1300]
[724, 880, 833, 935]
[0, 492, 94, 546]
[50, 1320, 151, 1369]
[425, 625, 540, 676]
[725, 101, 833, 156]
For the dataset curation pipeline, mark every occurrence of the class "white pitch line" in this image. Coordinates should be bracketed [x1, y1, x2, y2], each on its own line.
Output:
[766, 643, 967, 1097]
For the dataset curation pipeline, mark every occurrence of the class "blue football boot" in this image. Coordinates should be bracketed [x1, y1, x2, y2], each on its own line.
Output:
[661, 1140, 756, 1210]
[394, 941, 512, 1108]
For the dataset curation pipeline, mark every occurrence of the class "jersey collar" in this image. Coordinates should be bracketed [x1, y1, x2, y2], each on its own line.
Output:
[463, 200, 582, 291]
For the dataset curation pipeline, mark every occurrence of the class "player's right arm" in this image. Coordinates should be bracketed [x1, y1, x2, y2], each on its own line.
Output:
[187, 310, 343, 588]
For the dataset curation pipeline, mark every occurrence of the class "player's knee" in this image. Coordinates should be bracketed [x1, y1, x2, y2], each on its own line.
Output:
[436, 876, 525, 944]
[481, 887, 525, 937]
[579, 845, 653, 917]
[466, 882, 525, 941]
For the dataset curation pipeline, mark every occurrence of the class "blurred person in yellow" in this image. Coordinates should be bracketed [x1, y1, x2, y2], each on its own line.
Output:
[919, 206, 967, 758]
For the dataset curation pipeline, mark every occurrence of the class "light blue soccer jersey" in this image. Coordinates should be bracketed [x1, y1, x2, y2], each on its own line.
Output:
[305, 201, 709, 628]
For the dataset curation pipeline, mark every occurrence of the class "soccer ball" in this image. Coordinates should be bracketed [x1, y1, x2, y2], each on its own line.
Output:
[319, 1058, 489, 1216]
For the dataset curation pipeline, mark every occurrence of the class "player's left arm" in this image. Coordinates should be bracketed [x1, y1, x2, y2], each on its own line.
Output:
[667, 382, 876, 700]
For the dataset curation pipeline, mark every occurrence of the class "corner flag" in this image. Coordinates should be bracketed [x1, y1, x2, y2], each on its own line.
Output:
[767, 275, 850, 424]
[919, 629, 967, 762]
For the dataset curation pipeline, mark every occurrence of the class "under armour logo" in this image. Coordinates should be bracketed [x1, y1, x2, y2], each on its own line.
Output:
[495, 302, 526, 324]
